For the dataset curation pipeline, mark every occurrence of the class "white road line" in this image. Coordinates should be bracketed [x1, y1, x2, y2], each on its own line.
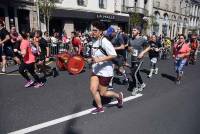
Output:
[8, 93, 143, 134]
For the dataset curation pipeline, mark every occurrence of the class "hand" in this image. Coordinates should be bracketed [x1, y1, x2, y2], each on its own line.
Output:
[14, 49, 18, 52]
[138, 52, 144, 59]
[92, 57, 101, 63]
[172, 55, 175, 59]
[45, 57, 50, 62]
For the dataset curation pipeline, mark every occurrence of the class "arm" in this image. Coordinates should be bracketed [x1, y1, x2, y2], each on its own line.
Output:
[0, 35, 10, 46]
[138, 46, 151, 59]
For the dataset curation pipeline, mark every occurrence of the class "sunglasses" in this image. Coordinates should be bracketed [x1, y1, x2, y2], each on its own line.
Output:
[92, 29, 98, 32]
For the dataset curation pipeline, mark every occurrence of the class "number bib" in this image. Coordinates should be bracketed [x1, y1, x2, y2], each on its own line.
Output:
[132, 49, 138, 56]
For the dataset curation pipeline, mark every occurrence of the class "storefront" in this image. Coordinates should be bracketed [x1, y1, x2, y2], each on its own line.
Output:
[0, 0, 37, 32]
[51, 9, 129, 36]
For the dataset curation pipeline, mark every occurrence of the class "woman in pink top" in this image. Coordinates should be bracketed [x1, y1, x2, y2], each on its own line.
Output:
[18, 31, 44, 88]
[173, 34, 191, 84]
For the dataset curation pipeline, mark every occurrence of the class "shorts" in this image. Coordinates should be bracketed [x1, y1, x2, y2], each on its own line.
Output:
[92, 73, 112, 87]
[0, 45, 13, 57]
[112, 55, 124, 67]
[175, 58, 187, 74]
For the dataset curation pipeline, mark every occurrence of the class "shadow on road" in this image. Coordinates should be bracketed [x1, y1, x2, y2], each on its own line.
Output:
[161, 73, 176, 82]
[140, 68, 150, 75]
[63, 105, 82, 134]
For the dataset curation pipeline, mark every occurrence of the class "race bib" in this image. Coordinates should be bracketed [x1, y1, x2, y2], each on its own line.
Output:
[150, 58, 157, 63]
[132, 49, 138, 56]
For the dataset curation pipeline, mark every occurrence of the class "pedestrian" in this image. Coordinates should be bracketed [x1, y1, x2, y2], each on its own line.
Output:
[18, 31, 44, 88]
[128, 26, 149, 95]
[172, 34, 191, 85]
[89, 21, 123, 114]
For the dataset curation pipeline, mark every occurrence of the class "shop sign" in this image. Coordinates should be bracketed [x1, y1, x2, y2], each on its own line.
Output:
[96, 14, 115, 20]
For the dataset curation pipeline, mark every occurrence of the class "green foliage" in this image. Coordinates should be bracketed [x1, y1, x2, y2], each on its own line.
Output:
[38, 0, 56, 18]
[130, 13, 143, 27]
[37, 0, 56, 31]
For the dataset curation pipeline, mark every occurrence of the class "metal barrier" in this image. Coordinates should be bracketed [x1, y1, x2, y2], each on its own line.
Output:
[49, 43, 70, 57]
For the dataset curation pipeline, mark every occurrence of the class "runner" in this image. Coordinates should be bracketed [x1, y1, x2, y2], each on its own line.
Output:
[128, 26, 149, 95]
[89, 21, 123, 114]
[172, 34, 191, 85]
[0, 20, 10, 73]
[189, 34, 199, 64]
[108, 26, 128, 87]
[34, 30, 57, 78]
[18, 31, 44, 88]
[10, 26, 21, 65]
[148, 35, 162, 78]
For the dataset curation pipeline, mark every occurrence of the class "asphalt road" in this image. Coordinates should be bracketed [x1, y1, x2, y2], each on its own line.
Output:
[0, 57, 200, 134]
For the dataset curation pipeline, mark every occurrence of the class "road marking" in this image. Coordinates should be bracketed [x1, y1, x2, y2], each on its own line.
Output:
[8, 93, 143, 134]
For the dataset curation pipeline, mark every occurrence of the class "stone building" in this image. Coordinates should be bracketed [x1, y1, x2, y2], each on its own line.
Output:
[149, 0, 200, 38]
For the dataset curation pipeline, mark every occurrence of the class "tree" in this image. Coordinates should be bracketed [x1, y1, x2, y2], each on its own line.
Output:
[37, 0, 56, 32]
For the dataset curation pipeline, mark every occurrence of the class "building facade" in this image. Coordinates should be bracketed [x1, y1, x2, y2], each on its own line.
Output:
[149, 0, 200, 38]
[50, 0, 130, 36]
[0, 0, 38, 32]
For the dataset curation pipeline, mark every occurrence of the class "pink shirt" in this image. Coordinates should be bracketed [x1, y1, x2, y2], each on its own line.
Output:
[173, 43, 191, 59]
[20, 39, 35, 64]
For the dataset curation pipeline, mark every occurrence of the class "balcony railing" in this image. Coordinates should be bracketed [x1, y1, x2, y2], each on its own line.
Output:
[126, 6, 148, 16]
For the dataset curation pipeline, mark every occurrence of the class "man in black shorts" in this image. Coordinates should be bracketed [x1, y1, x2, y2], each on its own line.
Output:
[0, 20, 11, 73]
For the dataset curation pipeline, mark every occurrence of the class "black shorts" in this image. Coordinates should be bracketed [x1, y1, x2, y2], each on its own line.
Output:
[0, 45, 13, 57]
[112, 55, 124, 67]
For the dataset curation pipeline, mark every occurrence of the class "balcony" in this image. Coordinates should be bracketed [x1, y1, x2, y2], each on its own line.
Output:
[126, 6, 148, 16]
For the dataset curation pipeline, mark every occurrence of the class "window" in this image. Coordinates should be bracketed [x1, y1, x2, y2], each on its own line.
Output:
[77, 0, 87, 6]
[121, 0, 128, 12]
[55, 0, 63, 3]
[99, 0, 107, 9]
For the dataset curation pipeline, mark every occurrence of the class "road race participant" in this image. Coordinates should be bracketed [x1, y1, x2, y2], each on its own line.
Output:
[10, 26, 21, 65]
[148, 35, 162, 78]
[189, 34, 199, 64]
[18, 31, 44, 88]
[0, 20, 10, 73]
[34, 30, 56, 77]
[89, 21, 123, 114]
[128, 26, 149, 95]
[173, 34, 191, 85]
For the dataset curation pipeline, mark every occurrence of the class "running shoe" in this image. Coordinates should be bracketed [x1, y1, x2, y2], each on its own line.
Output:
[154, 68, 158, 74]
[140, 83, 146, 89]
[117, 92, 124, 108]
[91, 107, 104, 114]
[132, 87, 138, 96]
[24, 80, 34, 88]
[34, 82, 44, 88]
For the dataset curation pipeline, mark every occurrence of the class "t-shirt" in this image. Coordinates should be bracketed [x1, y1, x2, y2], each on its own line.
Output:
[39, 37, 48, 59]
[128, 36, 148, 61]
[20, 39, 35, 64]
[92, 37, 117, 77]
[72, 37, 81, 47]
[0, 27, 10, 46]
[148, 41, 162, 58]
[111, 33, 124, 55]
[173, 43, 191, 59]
